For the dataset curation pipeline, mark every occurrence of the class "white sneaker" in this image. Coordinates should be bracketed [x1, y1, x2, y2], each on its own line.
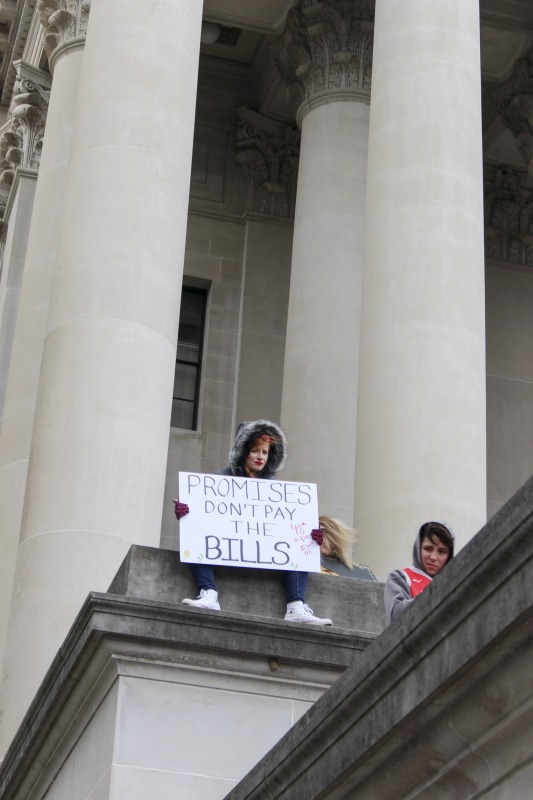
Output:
[284, 601, 332, 626]
[182, 588, 220, 610]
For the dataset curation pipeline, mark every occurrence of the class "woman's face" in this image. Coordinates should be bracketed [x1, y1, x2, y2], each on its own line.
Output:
[244, 438, 270, 476]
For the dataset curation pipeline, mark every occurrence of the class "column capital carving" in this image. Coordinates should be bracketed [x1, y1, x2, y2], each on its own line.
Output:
[492, 48, 533, 174]
[273, 0, 374, 122]
[484, 165, 533, 267]
[37, 0, 91, 61]
[236, 107, 300, 219]
[0, 62, 50, 194]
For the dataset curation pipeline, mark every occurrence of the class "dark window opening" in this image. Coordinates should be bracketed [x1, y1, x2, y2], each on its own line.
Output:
[171, 286, 206, 430]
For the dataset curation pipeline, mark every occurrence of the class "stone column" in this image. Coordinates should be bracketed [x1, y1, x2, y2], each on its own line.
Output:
[0, 0, 203, 754]
[0, 62, 51, 423]
[276, 0, 373, 523]
[0, 17, 80, 691]
[355, 0, 486, 578]
[0, 171, 37, 421]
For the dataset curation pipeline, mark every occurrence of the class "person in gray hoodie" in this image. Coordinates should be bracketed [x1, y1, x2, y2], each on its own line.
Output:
[384, 521, 455, 623]
[175, 419, 332, 625]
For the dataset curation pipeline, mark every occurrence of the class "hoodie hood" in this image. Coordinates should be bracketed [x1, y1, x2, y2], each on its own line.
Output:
[229, 420, 287, 477]
[412, 521, 455, 571]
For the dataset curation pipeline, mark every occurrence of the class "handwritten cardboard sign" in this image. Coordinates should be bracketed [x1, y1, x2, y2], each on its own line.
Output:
[178, 472, 320, 572]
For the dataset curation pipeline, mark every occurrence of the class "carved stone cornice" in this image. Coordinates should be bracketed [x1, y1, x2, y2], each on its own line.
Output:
[236, 107, 300, 219]
[0, 62, 50, 193]
[273, 0, 374, 123]
[37, 0, 91, 63]
[492, 48, 533, 175]
[484, 165, 533, 267]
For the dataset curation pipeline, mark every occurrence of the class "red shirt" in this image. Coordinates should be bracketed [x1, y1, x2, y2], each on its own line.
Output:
[403, 567, 431, 598]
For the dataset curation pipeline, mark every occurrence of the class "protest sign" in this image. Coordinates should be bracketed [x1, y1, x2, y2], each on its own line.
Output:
[178, 472, 320, 572]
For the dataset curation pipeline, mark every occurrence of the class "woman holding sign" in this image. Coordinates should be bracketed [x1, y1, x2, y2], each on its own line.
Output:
[175, 419, 332, 625]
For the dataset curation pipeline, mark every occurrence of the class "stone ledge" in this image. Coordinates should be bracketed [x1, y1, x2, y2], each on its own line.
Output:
[0, 574, 384, 799]
[108, 546, 385, 634]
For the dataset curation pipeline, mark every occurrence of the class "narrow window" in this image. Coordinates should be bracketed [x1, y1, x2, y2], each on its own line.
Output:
[171, 286, 206, 430]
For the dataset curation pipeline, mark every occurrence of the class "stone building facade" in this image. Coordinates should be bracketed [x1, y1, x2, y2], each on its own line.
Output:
[0, 0, 532, 796]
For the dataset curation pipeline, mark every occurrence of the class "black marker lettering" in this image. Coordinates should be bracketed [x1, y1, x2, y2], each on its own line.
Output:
[205, 536, 221, 559]
[187, 474, 201, 493]
[298, 484, 312, 504]
[268, 482, 283, 502]
[272, 541, 290, 565]
[256, 540, 271, 565]
[222, 538, 240, 562]
[217, 478, 230, 497]
[203, 475, 217, 497]
[240, 539, 256, 564]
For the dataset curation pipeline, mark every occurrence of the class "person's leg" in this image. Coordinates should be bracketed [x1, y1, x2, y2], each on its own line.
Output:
[190, 563, 216, 591]
[282, 570, 308, 602]
[283, 571, 332, 626]
[182, 564, 220, 610]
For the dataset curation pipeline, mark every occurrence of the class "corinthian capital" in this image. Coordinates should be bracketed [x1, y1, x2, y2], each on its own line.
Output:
[236, 107, 300, 219]
[274, 0, 374, 116]
[0, 62, 51, 191]
[37, 0, 91, 59]
[492, 48, 533, 174]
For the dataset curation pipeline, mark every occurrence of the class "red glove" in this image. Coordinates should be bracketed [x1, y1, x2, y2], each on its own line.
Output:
[311, 528, 324, 546]
[174, 500, 189, 520]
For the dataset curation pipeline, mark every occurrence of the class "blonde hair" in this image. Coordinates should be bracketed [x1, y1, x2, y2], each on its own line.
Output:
[319, 515, 357, 569]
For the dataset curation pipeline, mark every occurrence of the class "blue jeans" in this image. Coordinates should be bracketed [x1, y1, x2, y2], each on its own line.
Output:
[189, 563, 308, 603]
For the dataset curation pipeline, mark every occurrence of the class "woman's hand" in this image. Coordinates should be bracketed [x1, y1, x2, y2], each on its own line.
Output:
[174, 500, 190, 520]
[310, 527, 324, 546]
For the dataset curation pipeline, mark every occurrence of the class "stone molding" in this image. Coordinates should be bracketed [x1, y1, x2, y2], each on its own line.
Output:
[37, 0, 91, 63]
[236, 106, 300, 219]
[273, 0, 374, 124]
[492, 47, 533, 174]
[484, 164, 533, 267]
[295, 85, 369, 127]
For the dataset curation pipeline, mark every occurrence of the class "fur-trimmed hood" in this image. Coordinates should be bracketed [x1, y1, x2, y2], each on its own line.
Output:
[228, 420, 287, 477]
